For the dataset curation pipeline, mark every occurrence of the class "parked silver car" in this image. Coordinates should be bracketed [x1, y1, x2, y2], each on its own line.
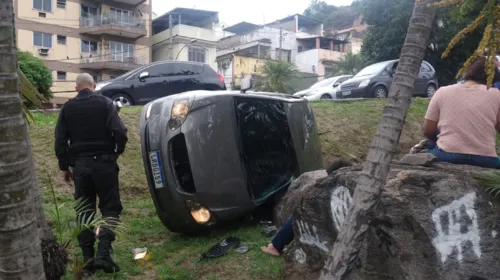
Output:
[293, 75, 353, 100]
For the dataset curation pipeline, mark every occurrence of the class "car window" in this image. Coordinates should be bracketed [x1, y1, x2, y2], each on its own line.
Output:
[421, 62, 432, 72]
[234, 97, 298, 202]
[310, 77, 335, 89]
[355, 61, 392, 77]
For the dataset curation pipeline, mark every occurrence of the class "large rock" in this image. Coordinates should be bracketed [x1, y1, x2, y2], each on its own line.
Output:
[280, 163, 500, 280]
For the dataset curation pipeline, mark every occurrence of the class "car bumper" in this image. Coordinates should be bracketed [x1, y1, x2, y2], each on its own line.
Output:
[336, 86, 371, 99]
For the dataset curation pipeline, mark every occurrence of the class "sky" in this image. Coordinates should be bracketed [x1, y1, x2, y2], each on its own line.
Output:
[152, 0, 354, 27]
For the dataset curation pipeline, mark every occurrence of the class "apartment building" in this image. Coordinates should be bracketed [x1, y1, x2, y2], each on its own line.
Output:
[14, 0, 152, 105]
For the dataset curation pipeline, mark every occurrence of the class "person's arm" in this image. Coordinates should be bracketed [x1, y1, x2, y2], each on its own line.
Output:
[54, 107, 70, 171]
[106, 100, 128, 155]
[423, 90, 440, 139]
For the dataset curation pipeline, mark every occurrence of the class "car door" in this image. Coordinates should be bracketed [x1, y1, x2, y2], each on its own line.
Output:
[131, 63, 171, 103]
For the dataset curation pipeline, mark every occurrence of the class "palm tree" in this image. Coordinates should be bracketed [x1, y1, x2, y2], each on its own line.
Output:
[0, 0, 46, 278]
[333, 53, 365, 75]
[254, 60, 297, 94]
[320, 0, 438, 279]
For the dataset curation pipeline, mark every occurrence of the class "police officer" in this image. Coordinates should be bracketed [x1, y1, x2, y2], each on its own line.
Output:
[54, 73, 128, 274]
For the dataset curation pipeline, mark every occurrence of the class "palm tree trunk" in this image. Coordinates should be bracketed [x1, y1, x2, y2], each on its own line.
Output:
[0, 0, 46, 279]
[320, 1, 437, 279]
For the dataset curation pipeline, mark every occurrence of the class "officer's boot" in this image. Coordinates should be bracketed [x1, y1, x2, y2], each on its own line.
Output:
[93, 228, 120, 273]
[78, 229, 96, 276]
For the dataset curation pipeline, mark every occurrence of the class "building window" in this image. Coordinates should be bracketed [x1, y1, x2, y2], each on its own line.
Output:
[57, 71, 66, 80]
[110, 75, 116, 80]
[33, 32, 52, 48]
[110, 41, 134, 62]
[298, 46, 303, 53]
[33, 0, 52, 12]
[188, 47, 206, 63]
[81, 40, 98, 53]
[110, 8, 134, 24]
[81, 5, 97, 18]
[57, 0, 66, 8]
[57, 35, 66, 45]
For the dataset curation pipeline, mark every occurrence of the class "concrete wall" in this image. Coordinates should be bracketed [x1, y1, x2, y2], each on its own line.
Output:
[295, 49, 320, 75]
[152, 24, 216, 44]
[153, 42, 217, 71]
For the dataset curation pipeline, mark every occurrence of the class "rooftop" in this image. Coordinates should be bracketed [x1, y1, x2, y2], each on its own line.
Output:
[153, 7, 219, 34]
[223, 21, 259, 34]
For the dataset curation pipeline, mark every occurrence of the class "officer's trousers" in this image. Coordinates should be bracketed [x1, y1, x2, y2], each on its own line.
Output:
[73, 155, 123, 249]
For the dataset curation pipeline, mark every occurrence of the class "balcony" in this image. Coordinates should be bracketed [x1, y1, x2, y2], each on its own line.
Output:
[152, 24, 216, 45]
[80, 54, 146, 71]
[80, 15, 147, 39]
[93, 0, 147, 6]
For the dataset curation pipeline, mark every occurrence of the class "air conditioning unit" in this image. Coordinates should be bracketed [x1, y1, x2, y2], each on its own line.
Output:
[38, 48, 49, 56]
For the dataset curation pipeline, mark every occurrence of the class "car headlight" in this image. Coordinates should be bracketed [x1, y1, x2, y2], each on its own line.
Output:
[145, 102, 153, 120]
[185, 200, 211, 224]
[95, 82, 111, 91]
[168, 95, 194, 131]
[358, 79, 370, 88]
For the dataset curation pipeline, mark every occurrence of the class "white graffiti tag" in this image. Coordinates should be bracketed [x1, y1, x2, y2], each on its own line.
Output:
[330, 186, 353, 231]
[297, 220, 329, 252]
[431, 192, 481, 263]
[295, 248, 307, 264]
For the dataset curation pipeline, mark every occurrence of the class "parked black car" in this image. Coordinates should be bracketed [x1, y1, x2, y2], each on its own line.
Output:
[95, 61, 226, 105]
[336, 59, 438, 99]
[139, 89, 323, 234]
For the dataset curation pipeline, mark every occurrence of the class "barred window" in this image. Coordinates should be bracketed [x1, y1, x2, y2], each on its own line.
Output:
[188, 47, 206, 63]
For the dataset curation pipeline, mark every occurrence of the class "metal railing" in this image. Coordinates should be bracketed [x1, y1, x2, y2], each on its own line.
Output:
[80, 14, 146, 30]
[80, 54, 147, 65]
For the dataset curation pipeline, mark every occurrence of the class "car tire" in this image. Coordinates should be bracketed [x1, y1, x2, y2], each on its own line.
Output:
[373, 86, 388, 98]
[320, 94, 332, 100]
[426, 84, 437, 98]
[111, 93, 134, 106]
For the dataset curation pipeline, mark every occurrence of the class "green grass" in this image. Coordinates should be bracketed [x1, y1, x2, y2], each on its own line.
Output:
[33, 99, 432, 280]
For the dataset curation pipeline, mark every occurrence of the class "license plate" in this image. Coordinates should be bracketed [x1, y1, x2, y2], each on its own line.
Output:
[149, 151, 165, 189]
[342, 91, 351, 96]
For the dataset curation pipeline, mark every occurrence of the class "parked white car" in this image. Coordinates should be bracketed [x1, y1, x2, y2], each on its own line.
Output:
[293, 75, 353, 100]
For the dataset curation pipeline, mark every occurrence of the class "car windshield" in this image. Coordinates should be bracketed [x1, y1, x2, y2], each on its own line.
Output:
[355, 61, 392, 77]
[111, 65, 149, 81]
[310, 78, 336, 89]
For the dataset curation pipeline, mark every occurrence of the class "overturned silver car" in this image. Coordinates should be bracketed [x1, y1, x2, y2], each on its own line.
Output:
[139, 89, 323, 234]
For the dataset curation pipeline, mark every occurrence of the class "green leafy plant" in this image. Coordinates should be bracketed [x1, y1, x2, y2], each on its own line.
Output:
[253, 60, 297, 94]
[473, 171, 500, 198]
[19, 68, 46, 122]
[333, 53, 366, 75]
[18, 50, 53, 100]
[46, 173, 124, 279]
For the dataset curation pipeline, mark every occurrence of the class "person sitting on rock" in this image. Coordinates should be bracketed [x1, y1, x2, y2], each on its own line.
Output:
[423, 56, 500, 168]
[261, 159, 352, 257]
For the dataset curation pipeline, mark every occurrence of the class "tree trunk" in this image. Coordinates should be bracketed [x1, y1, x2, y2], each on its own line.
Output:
[320, 1, 437, 279]
[0, 0, 46, 279]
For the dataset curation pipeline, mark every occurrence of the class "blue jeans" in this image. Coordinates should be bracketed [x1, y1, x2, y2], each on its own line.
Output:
[428, 147, 500, 169]
[272, 216, 294, 253]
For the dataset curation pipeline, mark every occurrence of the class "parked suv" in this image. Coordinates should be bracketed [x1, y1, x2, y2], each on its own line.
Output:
[336, 59, 438, 99]
[95, 61, 226, 105]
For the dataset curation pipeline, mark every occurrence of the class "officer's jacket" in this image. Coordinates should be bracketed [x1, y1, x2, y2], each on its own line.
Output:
[54, 88, 128, 171]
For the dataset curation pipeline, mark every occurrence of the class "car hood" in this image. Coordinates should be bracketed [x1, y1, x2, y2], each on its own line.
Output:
[294, 85, 334, 97]
[339, 74, 376, 89]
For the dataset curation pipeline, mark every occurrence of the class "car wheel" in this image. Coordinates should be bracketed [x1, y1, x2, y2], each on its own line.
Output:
[320, 94, 332, 100]
[111, 93, 133, 106]
[426, 84, 437, 98]
[373, 86, 388, 98]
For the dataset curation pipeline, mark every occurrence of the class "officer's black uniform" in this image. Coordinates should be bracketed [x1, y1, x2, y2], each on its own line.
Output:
[55, 88, 128, 274]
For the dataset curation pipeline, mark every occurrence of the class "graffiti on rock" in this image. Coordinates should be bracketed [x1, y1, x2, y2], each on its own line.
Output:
[431, 192, 481, 263]
[295, 248, 307, 264]
[297, 220, 329, 252]
[330, 186, 353, 231]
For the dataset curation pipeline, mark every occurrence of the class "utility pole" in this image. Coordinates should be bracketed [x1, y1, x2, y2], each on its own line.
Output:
[169, 13, 173, 60]
[279, 27, 283, 61]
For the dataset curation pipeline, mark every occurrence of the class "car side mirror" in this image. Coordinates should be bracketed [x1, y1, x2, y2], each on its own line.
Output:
[139, 72, 149, 81]
[241, 77, 253, 93]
